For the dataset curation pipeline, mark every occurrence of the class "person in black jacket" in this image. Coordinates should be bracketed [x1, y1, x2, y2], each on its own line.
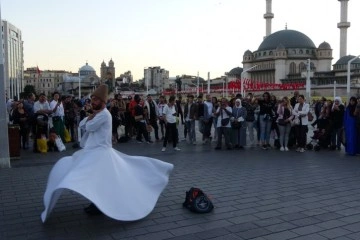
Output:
[329, 97, 345, 150]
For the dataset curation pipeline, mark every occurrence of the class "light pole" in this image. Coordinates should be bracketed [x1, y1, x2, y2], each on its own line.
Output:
[241, 65, 257, 97]
[0, 3, 11, 168]
[347, 55, 360, 101]
[333, 80, 337, 99]
[78, 68, 81, 100]
[305, 59, 311, 102]
[196, 71, 199, 97]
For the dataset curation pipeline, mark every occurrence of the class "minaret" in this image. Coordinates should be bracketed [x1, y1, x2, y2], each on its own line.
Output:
[337, 0, 350, 58]
[264, 0, 274, 38]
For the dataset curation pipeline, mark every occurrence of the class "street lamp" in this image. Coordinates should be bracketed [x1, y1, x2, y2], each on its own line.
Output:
[347, 55, 360, 101]
[241, 65, 257, 96]
[305, 59, 311, 102]
[78, 68, 81, 100]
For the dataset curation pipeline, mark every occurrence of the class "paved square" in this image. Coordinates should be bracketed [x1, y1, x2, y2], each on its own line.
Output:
[1, 134, 360, 240]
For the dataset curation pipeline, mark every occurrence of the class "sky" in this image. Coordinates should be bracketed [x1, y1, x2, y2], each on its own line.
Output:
[2, 0, 360, 81]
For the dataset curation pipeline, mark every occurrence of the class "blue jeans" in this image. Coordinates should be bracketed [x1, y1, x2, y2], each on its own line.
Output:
[259, 114, 272, 144]
[185, 120, 196, 143]
[278, 123, 291, 148]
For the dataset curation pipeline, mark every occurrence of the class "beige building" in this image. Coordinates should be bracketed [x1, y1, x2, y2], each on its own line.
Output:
[23, 68, 68, 96]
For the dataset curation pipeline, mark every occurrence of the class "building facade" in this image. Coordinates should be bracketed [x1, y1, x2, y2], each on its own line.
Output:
[24, 68, 69, 96]
[144, 67, 169, 94]
[2, 20, 24, 99]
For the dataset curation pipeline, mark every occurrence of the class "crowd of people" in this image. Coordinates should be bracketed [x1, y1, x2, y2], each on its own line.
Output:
[5, 90, 360, 156]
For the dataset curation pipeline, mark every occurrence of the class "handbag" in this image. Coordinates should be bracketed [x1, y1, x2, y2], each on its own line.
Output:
[37, 136, 48, 153]
[64, 128, 71, 142]
[134, 115, 143, 122]
[307, 112, 314, 122]
[221, 118, 229, 126]
[55, 136, 66, 152]
[277, 118, 287, 126]
[117, 125, 125, 137]
[220, 109, 230, 126]
[231, 121, 241, 129]
[146, 124, 153, 132]
[231, 107, 242, 129]
[293, 117, 300, 126]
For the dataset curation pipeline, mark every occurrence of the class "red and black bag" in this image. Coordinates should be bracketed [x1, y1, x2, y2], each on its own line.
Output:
[183, 187, 214, 213]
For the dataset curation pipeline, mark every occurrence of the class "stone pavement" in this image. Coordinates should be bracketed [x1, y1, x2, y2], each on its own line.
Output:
[1, 133, 360, 240]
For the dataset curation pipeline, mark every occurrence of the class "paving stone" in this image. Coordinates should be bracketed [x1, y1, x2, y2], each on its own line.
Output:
[3, 136, 360, 240]
[318, 228, 352, 239]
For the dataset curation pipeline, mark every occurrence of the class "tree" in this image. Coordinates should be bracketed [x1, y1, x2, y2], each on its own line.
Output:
[21, 85, 36, 99]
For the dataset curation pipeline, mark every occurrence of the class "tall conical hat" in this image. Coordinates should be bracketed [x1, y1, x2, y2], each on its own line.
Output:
[91, 84, 108, 103]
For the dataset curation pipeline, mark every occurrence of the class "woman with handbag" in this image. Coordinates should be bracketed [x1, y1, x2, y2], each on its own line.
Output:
[276, 97, 293, 151]
[214, 98, 232, 150]
[292, 95, 310, 153]
[231, 99, 247, 149]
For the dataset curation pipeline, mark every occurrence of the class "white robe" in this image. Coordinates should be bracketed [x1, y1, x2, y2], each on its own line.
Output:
[41, 108, 174, 222]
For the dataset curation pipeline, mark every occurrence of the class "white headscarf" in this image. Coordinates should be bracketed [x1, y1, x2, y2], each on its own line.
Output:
[235, 99, 242, 108]
[332, 96, 343, 110]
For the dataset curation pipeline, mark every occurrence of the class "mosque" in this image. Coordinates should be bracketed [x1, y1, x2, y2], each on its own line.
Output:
[62, 62, 101, 97]
[227, 0, 360, 98]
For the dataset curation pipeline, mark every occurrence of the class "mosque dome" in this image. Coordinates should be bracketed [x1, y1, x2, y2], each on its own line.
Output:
[80, 63, 96, 72]
[318, 41, 331, 50]
[79, 62, 96, 77]
[228, 67, 243, 76]
[258, 29, 316, 51]
[334, 55, 360, 65]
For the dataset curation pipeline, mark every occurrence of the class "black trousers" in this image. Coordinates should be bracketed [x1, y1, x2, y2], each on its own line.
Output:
[163, 123, 178, 148]
[295, 125, 307, 148]
[203, 118, 213, 140]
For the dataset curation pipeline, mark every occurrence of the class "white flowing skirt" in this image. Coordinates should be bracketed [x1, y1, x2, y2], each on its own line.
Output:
[41, 147, 174, 222]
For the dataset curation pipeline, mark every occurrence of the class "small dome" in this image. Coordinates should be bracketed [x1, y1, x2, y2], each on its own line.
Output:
[79, 63, 95, 72]
[101, 61, 106, 66]
[258, 29, 316, 51]
[318, 41, 331, 50]
[109, 59, 114, 64]
[334, 55, 360, 65]
[228, 67, 243, 76]
[244, 50, 252, 55]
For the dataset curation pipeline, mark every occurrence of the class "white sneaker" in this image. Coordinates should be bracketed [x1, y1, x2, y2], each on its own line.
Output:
[285, 147, 289, 151]
[299, 148, 305, 153]
[192, 142, 196, 145]
[296, 147, 301, 152]
[174, 147, 181, 151]
[161, 147, 166, 152]
[280, 147, 285, 151]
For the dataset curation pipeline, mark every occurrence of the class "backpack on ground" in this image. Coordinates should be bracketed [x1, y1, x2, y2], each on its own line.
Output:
[182, 187, 214, 213]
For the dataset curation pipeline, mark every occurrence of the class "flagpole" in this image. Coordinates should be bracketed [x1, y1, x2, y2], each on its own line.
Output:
[196, 71, 199, 97]
[207, 72, 210, 94]
[0, 4, 11, 168]
[78, 68, 81, 99]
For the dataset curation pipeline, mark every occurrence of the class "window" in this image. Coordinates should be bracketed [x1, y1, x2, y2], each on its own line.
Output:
[289, 62, 296, 74]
